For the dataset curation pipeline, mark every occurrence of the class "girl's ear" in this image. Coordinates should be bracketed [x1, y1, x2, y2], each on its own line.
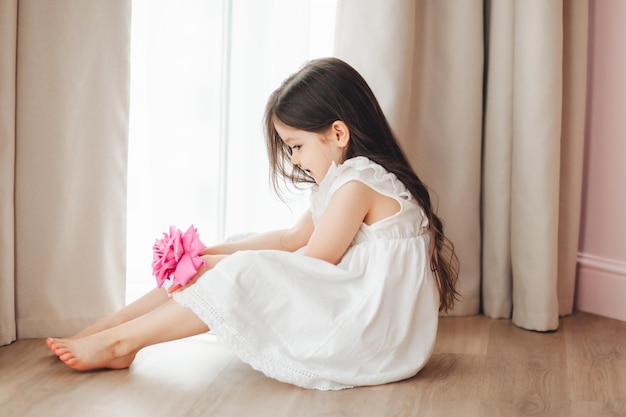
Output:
[330, 120, 350, 148]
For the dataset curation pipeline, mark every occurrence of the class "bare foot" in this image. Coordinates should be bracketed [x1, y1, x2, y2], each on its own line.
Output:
[47, 334, 137, 371]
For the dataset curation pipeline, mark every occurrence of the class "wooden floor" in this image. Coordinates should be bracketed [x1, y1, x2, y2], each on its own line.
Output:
[1, 312, 625, 417]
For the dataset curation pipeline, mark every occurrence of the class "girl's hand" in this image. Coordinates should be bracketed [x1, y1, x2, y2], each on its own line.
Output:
[168, 254, 227, 294]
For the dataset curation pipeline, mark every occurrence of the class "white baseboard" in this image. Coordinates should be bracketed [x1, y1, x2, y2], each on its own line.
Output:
[576, 252, 626, 322]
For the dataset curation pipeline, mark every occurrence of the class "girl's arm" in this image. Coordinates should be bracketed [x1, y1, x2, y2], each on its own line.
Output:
[203, 181, 386, 265]
[172, 214, 313, 294]
[202, 210, 315, 255]
[303, 181, 374, 265]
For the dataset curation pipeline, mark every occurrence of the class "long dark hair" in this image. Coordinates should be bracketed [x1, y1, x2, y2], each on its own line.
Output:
[264, 57, 460, 312]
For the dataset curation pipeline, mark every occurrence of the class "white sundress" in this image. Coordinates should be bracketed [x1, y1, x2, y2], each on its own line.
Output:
[172, 156, 439, 390]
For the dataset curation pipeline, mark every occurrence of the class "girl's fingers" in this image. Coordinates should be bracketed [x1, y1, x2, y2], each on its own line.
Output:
[168, 255, 227, 294]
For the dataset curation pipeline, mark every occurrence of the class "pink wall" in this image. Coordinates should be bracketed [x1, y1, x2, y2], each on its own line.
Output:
[576, 0, 626, 321]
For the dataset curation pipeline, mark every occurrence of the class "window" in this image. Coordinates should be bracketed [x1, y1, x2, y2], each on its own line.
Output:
[127, 0, 337, 301]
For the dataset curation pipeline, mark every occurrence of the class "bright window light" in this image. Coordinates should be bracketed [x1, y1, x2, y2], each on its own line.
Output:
[127, 0, 336, 302]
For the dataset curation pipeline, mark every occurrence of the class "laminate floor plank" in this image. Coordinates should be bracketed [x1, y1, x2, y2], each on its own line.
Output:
[568, 401, 626, 417]
[479, 319, 571, 417]
[563, 312, 626, 402]
[1, 312, 625, 417]
[434, 314, 491, 355]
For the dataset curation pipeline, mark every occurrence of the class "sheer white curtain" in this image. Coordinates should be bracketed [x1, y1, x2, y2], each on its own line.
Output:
[127, 0, 337, 300]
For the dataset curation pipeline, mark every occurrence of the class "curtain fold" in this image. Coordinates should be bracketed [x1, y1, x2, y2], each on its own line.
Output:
[335, 0, 588, 331]
[496, 0, 564, 330]
[0, 0, 18, 346]
[558, 0, 588, 317]
[0, 0, 130, 345]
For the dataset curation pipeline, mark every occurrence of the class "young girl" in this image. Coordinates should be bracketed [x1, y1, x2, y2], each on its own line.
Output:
[47, 57, 459, 390]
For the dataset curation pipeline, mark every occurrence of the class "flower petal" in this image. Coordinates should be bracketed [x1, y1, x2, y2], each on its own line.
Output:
[152, 225, 207, 288]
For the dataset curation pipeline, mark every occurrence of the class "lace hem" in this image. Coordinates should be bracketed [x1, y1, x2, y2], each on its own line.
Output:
[172, 286, 353, 391]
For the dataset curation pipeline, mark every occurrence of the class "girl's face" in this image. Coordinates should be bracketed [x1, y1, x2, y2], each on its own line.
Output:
[274, 119, 348, 184]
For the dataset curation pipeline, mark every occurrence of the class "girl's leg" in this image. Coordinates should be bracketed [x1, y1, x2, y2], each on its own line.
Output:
[70, 287, 169, 340]
[48, 298, 209, 371]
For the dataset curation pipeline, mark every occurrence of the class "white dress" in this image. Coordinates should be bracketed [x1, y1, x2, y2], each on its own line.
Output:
[172, 156, 439, 390]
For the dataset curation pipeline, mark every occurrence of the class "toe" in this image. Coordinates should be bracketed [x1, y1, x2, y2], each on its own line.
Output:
[53, 345, 70, 357]
[59, 351, 72, 361]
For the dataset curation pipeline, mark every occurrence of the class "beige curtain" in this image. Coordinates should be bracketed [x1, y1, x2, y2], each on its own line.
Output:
[0, 0, 130, 345]
[335, 0, 588, 331]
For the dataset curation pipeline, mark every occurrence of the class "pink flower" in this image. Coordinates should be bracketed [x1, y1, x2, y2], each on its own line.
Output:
[152, 225, 207, 290]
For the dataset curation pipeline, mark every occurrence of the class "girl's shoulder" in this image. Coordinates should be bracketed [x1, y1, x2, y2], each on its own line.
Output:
[322, 156, 413, 202]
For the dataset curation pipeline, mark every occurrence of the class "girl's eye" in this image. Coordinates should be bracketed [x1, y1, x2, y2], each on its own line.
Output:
[285, 145, 300, 156]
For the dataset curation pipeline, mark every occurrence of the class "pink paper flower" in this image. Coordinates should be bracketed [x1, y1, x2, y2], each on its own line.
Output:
[152, 225, 207, 290]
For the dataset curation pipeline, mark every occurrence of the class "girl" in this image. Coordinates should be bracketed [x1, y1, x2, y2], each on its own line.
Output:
[47, 57, 459, 390]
